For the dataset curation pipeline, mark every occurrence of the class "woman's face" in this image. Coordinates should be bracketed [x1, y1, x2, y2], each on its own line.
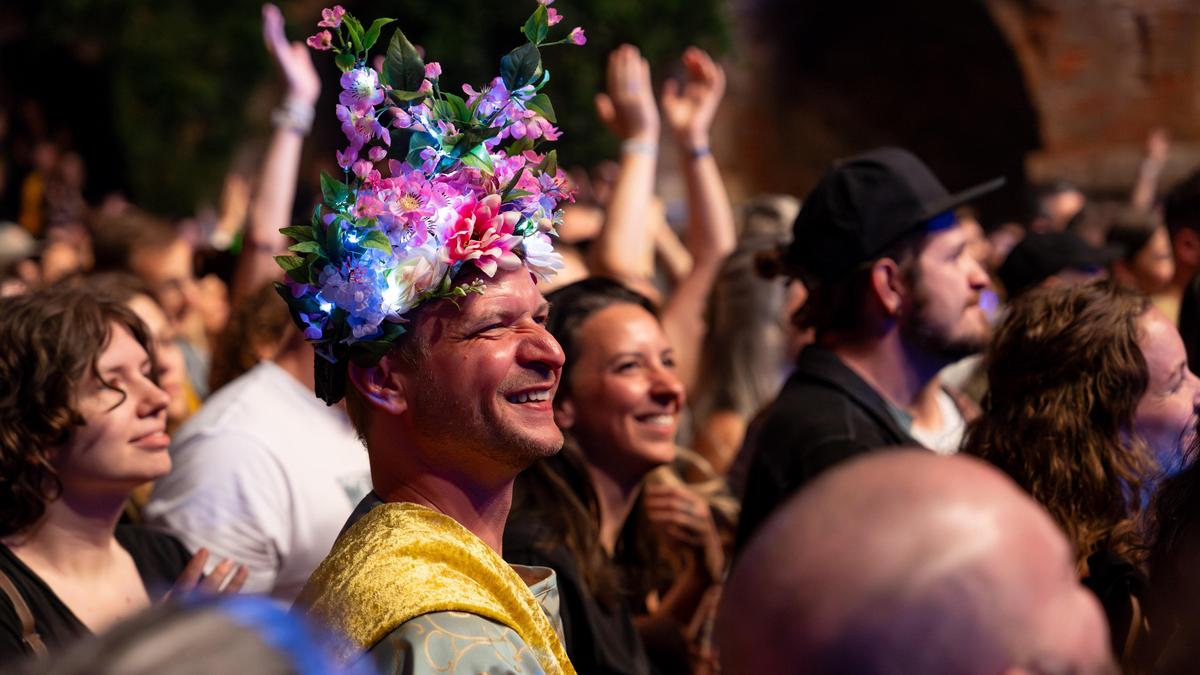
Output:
[55, 323, 173, 495]
[126, 293, 191, 426]
[557, 303, 685, 481]
[1135, 308, 1200, 473]
[1131, 226, 1175, 295]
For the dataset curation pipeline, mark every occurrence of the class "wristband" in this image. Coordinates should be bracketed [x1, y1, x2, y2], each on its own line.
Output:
[271, 99, 315, 135]
[621, 139, 658, 156]
[688, 145, 712, 160]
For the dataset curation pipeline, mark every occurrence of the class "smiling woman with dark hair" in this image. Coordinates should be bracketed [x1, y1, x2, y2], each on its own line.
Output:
[0, 287, 245, 662]
[505, 277, 724, 674]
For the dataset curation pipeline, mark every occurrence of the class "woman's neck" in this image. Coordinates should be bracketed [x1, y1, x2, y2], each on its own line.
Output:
[585, 463, 643, 555]
[3, 492, 128, 575]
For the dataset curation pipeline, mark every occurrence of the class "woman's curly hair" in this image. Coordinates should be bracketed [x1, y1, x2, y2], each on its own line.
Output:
[964, 280, 1157, 567]
[0, 286, 154, 537]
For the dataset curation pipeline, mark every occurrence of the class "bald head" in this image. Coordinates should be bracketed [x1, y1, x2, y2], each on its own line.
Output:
[718, 451, 1115, 675]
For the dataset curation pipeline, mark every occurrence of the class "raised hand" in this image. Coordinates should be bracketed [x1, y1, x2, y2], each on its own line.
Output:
[166, 548, 250, 599]
[660, 47, 725, 150]
[263, 4, 321, 106]
[594, 44, 660, 143]
[1147, 127, 1170, 166]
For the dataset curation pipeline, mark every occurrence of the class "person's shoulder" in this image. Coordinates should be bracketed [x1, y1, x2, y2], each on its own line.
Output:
[370, 611, 546, 675]
[115, 525, 192, 586]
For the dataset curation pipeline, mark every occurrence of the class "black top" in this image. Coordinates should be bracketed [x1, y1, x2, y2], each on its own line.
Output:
[0, 525, 191, 661]
[504, 515, 653, 675]
[734, 346, 921, 553]
[1082, 549, 1148, 666]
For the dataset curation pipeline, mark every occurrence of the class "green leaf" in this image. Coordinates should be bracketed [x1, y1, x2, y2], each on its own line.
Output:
[280, 225, 314, 242]
[362, 18, 395, 51]
[500, 165, 527, 197]
[344, 15, 365, 52]
[538, 149, 558, 176]
[526, 93, 556, 123]
[383, 28, 425, 92]
[320, 171, 351, 208]
[521, 5, 549, 45]
[502, 189, 533, 204]
[326, 218, 345, 263]
[460, 144, 495, 175]
[500, 43, 543, 91]
[274, 255, 305, 273]
[362, 229, 392, 253]
[334, 53, 356, 73]
[443, 92, 470, 123]
[506, 137, 535, 157]
[288, 240, 323, 254]
[311, 204, 323, 228]
[389, 89, 427, 103]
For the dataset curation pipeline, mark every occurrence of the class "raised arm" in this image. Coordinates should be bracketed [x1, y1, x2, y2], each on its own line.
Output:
[1131, 127, 1169, 213]
[658, 47, 737, 393]
[231, 4, 321, 306]
[589, 45, 661, 285]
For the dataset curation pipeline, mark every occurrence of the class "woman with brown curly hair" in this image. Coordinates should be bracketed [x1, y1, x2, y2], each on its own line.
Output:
[0, 287, 245, 662]
[964, 279, 1200, 665]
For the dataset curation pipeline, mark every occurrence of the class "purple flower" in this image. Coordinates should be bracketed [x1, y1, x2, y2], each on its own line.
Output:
[368, 146, 388, 162]
[337, 104, 389, 148]
[568, 27, 586, 45]
[339, 68, 385, 111]
[336, 146, 359, 169]
[547, 8, 562, 26]
[537, 0, 554, 5]
[306, 31, 333, 51]
[318, 5, 346, 28]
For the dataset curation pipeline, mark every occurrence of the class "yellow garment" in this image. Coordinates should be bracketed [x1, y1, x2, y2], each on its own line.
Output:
[296, 502, 575, 674]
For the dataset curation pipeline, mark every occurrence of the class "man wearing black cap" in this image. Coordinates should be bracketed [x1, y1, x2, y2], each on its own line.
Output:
[735, 147, 1002, 551]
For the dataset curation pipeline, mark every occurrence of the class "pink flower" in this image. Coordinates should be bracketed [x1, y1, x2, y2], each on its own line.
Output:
[352, 160, 374, 179]
[440, 194, 522, 277]
[339, 68, 385, 111]
[368, 146, 388, 162]
[424, 62, 442, 80]
[568, 27, 586, 46]
[537, 0, 554, 5]
[546, 8, 562, 26]
[318, 6, 346, 28]
[337, 104, 389, 148]
[306, 31, 333, 51]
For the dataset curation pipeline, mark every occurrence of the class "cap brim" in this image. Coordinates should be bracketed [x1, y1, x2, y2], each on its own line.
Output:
[918, 176, 1007, 222]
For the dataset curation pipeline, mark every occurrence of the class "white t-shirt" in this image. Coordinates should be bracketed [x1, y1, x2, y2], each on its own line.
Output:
[908, 387, 967, 456]
[145, 361, 372, 602]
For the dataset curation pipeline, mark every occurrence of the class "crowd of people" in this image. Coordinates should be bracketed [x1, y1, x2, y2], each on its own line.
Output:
[5, 3, 1200, 674]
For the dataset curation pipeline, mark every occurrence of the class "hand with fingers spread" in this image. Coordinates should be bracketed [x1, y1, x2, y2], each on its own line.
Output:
[167, 548, 250, 599]
[263, 3, 321, 107]
[643, 483, 724, 581]
[660, 47, 725, 150]
[595, 44, 660, 143]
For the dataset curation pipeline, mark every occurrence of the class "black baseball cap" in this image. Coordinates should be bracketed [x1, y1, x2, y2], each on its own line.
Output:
[786, 147, 1004, 282]
[998, 232, 1121, 298]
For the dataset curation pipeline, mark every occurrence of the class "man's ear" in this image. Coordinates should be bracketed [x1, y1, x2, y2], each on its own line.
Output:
[870, 257, 907, 317]
[347, 354, 408, 416]
[554, 396, 576, 431]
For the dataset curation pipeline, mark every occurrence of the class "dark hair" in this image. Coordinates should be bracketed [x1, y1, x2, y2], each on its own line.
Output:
[1146, 438, 1200, 657]
[964, 280, 1155, 566]
[84, 272, 156, 304]
[1106, 209, 1162, 261]
[1165, 169, 1200, 237]
[211, 282, 296, 393]
[0, 287, 156, 536]
[511, 277, 658, 607]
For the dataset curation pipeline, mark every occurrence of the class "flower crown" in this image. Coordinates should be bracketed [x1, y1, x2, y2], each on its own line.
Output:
[275, 2, 585, 405]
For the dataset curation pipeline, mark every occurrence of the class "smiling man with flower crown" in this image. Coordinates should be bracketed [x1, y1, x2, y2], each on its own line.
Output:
[283, 4, 582, 674]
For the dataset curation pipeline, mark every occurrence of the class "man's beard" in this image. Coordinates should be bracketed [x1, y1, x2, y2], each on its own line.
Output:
[900, 283, 988, 365]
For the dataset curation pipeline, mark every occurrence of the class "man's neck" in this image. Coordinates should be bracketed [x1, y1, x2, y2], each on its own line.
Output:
[832, 333, 943, 411]
[375, 471, 514, 554]
[2, 491, 127, 576]
[585, 463, 642, 555]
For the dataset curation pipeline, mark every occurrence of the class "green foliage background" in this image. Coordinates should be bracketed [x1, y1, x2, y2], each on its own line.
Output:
[26, 0, 727, 215]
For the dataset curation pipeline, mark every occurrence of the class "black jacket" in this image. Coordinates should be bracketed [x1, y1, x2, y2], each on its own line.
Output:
[734, 346, 921, 553]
